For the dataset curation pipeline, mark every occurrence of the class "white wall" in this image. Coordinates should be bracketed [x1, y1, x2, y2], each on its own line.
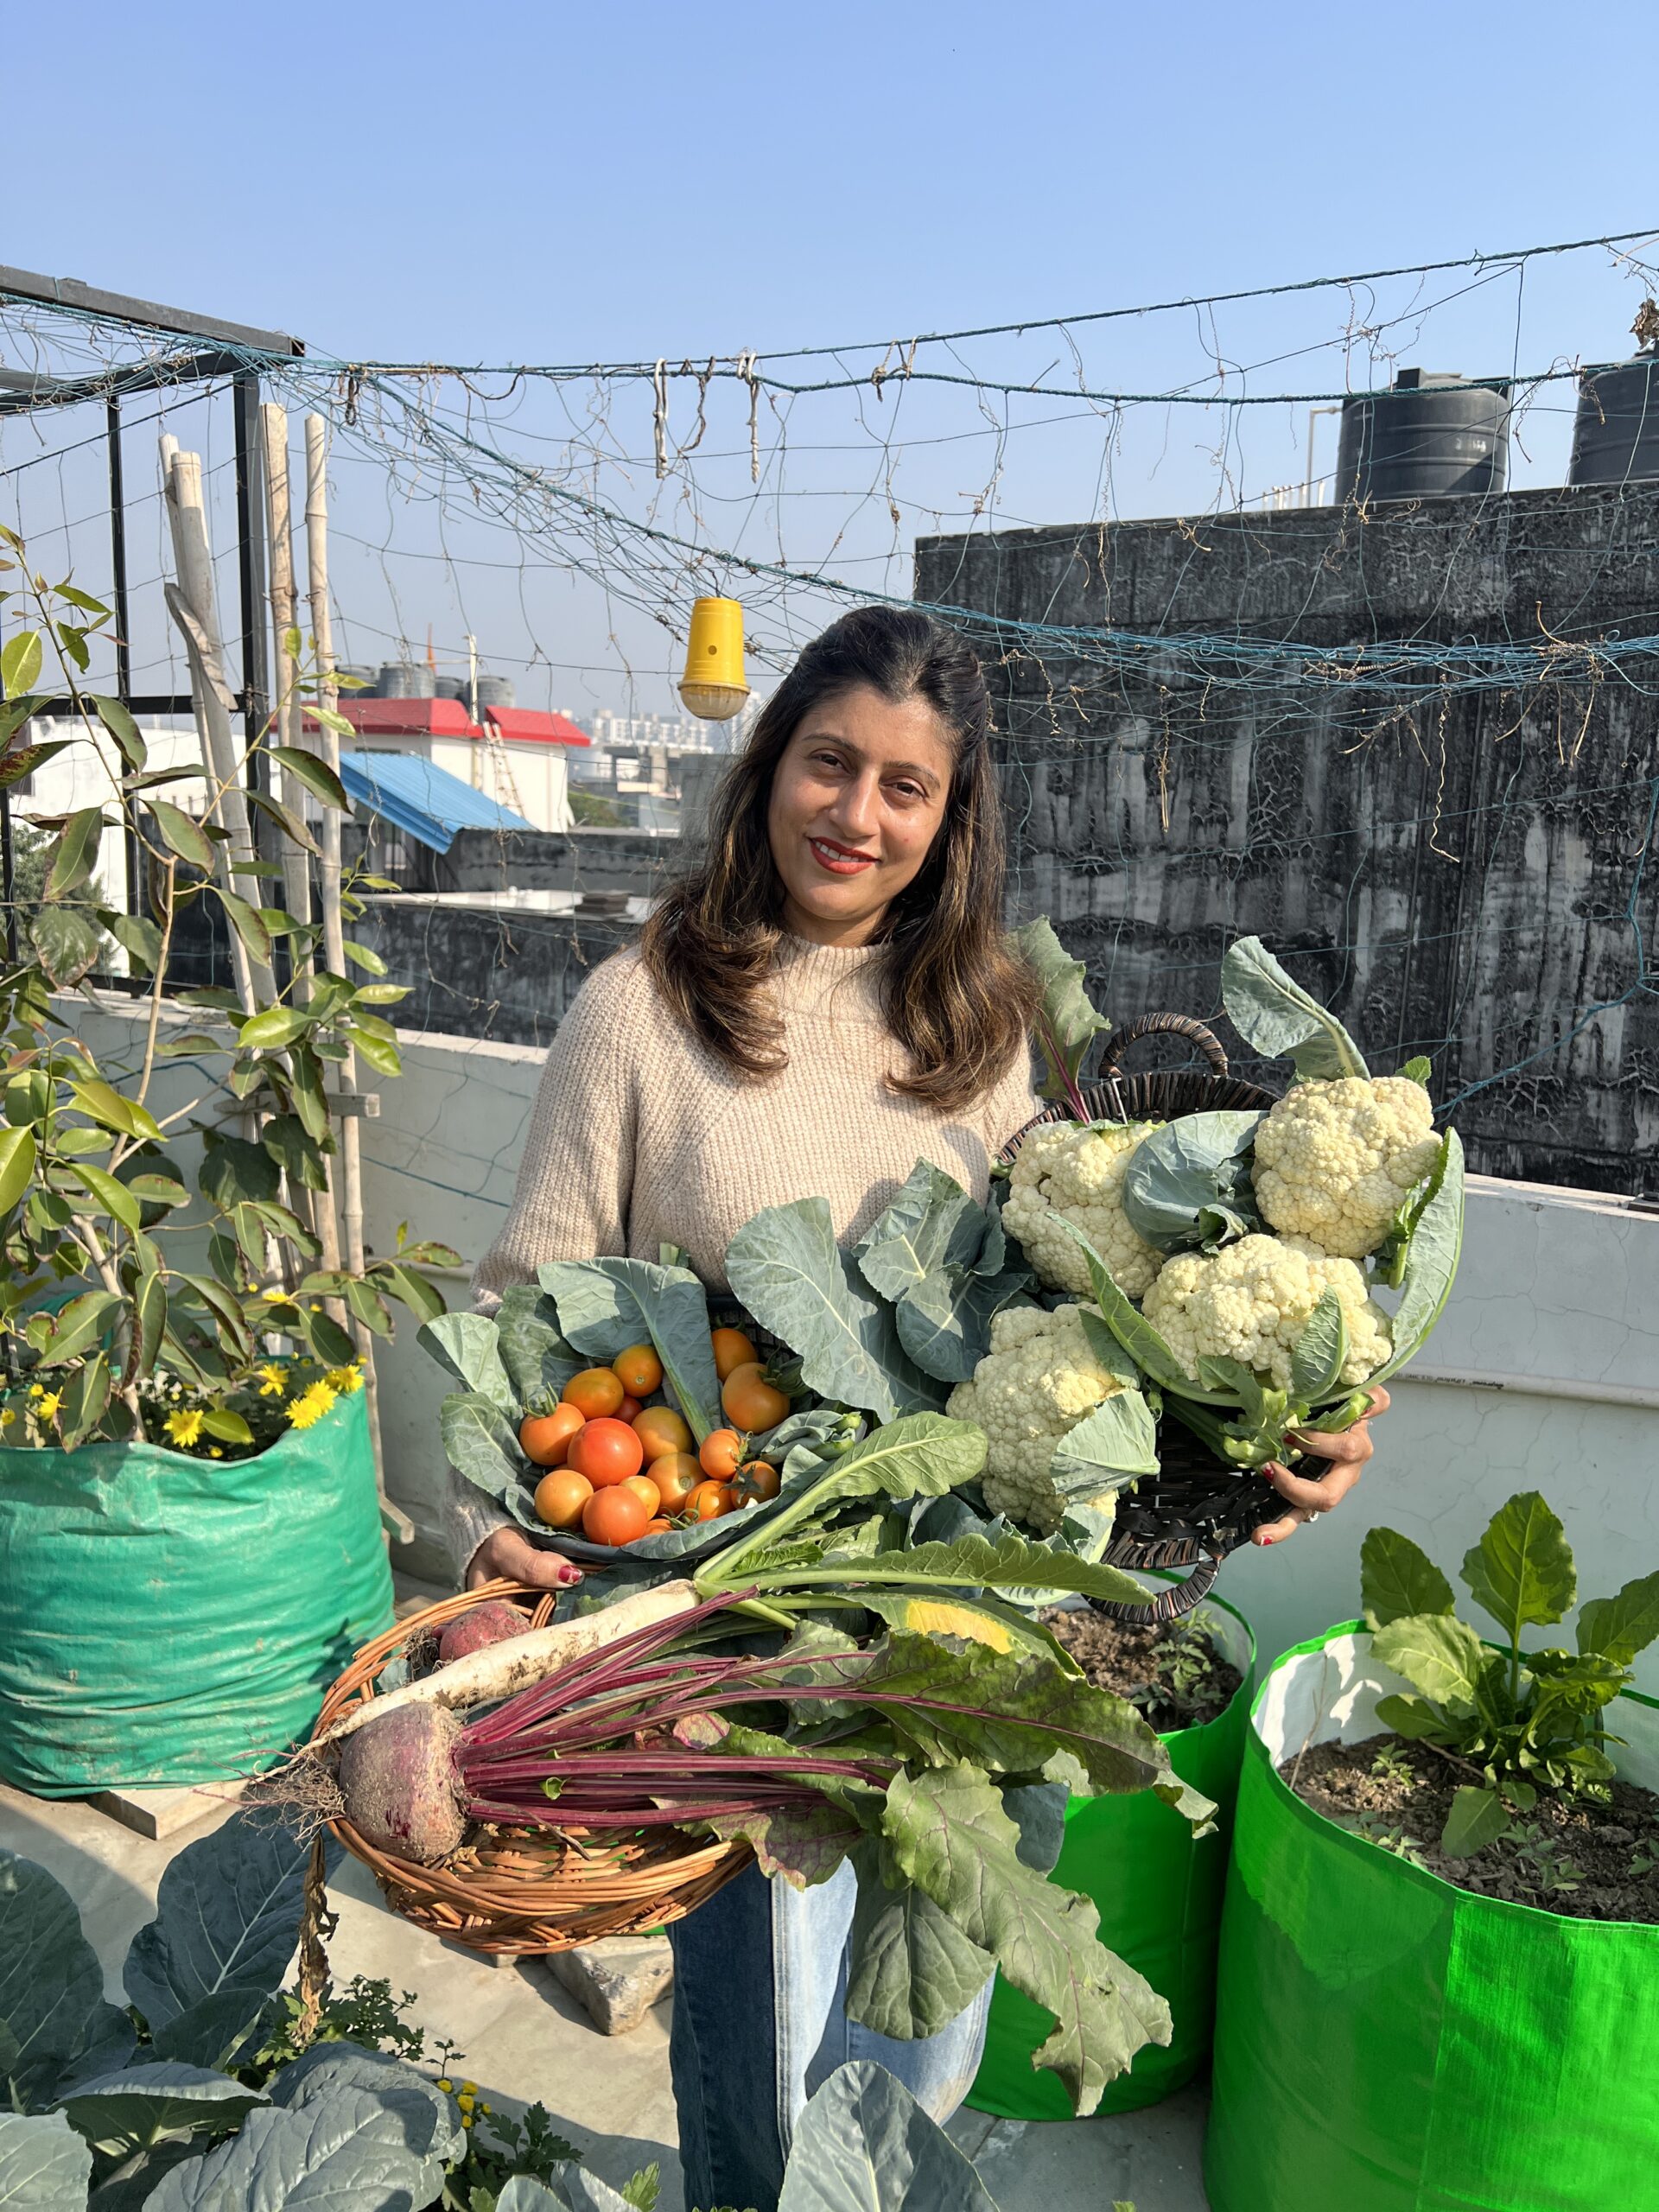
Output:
[43, 1003, 1659, 1676]
[22, 721, 208, 938]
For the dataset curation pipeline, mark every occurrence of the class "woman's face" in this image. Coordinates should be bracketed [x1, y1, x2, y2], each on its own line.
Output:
[766, 684, 955, 945]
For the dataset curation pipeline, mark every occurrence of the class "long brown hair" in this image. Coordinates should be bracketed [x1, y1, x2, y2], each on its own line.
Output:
[642, 604, 1037, 1112]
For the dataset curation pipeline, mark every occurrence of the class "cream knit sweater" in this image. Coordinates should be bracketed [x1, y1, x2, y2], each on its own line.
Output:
[446, 935, 1039, 1573]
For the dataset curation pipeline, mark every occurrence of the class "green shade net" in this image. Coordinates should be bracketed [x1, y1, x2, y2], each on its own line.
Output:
[0, 1389, 393, 1793]
[968, 1592, 1256, 2120]
[1205, 1623, 1659, 2212]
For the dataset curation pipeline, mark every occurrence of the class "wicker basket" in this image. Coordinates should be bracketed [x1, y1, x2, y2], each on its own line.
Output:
[1000, 1013, 1308, 1627]
[315, 1582, 752, 1956]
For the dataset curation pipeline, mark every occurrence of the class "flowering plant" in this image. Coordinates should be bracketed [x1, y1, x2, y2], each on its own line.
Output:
[0, 533, 455, 1452]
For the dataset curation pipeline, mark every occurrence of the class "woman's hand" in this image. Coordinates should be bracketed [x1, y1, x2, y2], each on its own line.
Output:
[467, 1525, 584, 1592]
[1251, 1385, 1391, 1548]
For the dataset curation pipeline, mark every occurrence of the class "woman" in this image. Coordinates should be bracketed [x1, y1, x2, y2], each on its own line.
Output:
[449, 605, 1381, 2210]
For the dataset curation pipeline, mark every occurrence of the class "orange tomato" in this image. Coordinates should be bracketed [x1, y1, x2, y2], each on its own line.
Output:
[612, 1343, 664, 1397]
[568, 1416, 645, 1487]
[582, 1484, 652, 1545]
[633, 1406, 694, 1463]
[616, 1394, 642, 1424]
[563, 1367, 625, 1420]
[652, 1452, 703, 1513]
[721, 1362, 791, 1431]
[687, 1478, 735, 1522]
[520, 1403, 585, 1468]
[532, 1467, 593, 1529]
[733, 1459, 781, 1504]
[710, 1326, 760, 1382]
[644, 1516, 671, 1535]
[699, 1427, 746, 1480]
[622, 1472, 662, 1516]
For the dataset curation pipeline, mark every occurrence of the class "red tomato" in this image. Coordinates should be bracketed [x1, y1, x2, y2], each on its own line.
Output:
[613, 1344, 664, 1397]
[568, 1416, 645, 1487]
[699, 1427, 745, 1480]
[563, 1368, 625, 1420]
[710, 1326, 760, 1382]
[582, 1485, 652, 1545]
[721, 1362, 791, 1431]
[519, 1404, 584, 1468]
[687, 1479, 734, 1522]
[634, 1407, 694, 1463]
[616, 1395, 642, 1424]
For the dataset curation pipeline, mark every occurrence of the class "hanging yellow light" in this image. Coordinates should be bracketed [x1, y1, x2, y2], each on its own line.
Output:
[677, 595, 749, 721]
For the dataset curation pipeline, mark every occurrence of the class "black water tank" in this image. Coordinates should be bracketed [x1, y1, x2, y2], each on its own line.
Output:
[1335, 369, 1510, 503]
[1568, 358, 1659, 485]
[433, 677, 467, 702]
[378, 662, 435, 699]
[474, 674, 516, 711]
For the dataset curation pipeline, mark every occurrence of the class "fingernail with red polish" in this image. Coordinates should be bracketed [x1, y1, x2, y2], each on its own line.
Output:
[559, 1565, 583, 1585]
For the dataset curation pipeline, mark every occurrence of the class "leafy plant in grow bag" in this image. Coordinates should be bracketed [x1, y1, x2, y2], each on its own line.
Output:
[1360, 1491, 1659, 1856]
[0, 543, 456, 1450]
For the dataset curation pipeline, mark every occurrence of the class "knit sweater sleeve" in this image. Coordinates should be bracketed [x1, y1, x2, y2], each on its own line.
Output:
[443, 955, 640, 1581]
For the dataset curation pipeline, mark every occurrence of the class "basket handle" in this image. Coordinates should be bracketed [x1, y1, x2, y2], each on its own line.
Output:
[1087, 1554, 1222, 1625]
[1098, 1013, 1230, 1079]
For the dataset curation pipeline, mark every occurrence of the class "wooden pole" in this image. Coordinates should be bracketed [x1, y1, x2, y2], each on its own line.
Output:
[161, 447, 273, 1010]
[303, 414, 404, 1538]
[258, 404, 315, 957]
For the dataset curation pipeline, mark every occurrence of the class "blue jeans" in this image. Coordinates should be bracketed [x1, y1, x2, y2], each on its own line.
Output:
[667, 1859, 992, 2212]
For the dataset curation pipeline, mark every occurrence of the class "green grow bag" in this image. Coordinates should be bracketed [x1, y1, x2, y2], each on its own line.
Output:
[1205, 1622, 1659, 2212]
[968, 1590, 1256, 2120]
[0, 1388, 393, 1795]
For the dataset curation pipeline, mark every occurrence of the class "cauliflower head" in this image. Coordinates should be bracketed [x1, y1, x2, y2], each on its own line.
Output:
[946, 1301, 1128, 1535]
[1141, 1232, 1392, 1393]
[1001, 1120, 1165, 1298]
[1252, 1076, 1441, 1261]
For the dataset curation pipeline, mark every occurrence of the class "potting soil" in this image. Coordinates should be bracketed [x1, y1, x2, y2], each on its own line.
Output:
[1041, 1606, 1243, 1732]
[1283, 1731, 1659, 1923]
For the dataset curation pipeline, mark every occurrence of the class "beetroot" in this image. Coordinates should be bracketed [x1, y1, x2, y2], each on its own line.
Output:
[437, 1599, 531, 1668]
[337, 1702, 466, 1866]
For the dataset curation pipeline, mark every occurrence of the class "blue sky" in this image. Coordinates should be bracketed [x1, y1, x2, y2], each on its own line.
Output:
[7, 2, 1656, 715]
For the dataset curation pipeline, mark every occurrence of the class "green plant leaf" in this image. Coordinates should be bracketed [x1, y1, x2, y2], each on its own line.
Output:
[340, 939, 386, 976]
[1362, 1526, 1456, 1627]
[67, 1161, 142, 1234]
[141, 2089, 439, 2212]
[0, 739, 70, 790]
[29, 906, 102, 988]
[1219, 936, 1369, 1078]
[1371, 1613, 1488, 1714]
[779, 2060, 1002, 2212]
[492, 1283, 585, 1407]
[88, 696, 145, 772]
[43, 808, 105, 903]
[1401, 1054, 1433, 1085]
[200, 1133, 282, 1207]
[1014, 916, 1111, 1110]
[844, 1849, 998, 2040]
[1461, 1490, 1576, 1644]
[0, 631, 42, 696]
[420, 1313, 515, 1410]
[260, 1114, 328, 1195]
[371, 1261, 444, 1325]
[60, 2062, 266, 2155]
[0, 1850, 134, 2111]
[1289, 1288, 1348, 1403]
[346, 1023, 401, 1077]
[1440, 1784, 1511, 1858]
[880, 1764, 1171, 2113]
[728, 1198, 942, 1426]
[755, 1530, 1152, 1614]
[246, 787, 321, 856]
[854, 1160, 992, 1300]
[1121, 1110, 1264, 1255]
[269, 747, 350, 810]
[1052, 1217, 1229, 1402]
[124, 1815, 329, 2037]
[69, 1079, 163, 1143]
[200, 1409, 252, 1445]
[1046, 1389, 1161, 1517]
[893, 1262, 1027, 1385]
[59, 1353, 112, 1450]
[0, 2112, 92, 2207]
[439, 1390, 529, 1500]
[1578, 1571, 1659, 1667]
[146, 802, 215, 872]
[1369, 1131, 1465, 1384]
[237, 1006, 311, 1051]
[1372, 1691, 1458, 1742]
[539, 1253, 724, 1440]
[267, 2044, 463, 2168]
[0, 1126, 35, 1217]
[215, 890, 274, 968]
[33, 1288, 121, 1367]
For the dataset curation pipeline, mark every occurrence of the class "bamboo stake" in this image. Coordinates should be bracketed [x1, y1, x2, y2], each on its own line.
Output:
[303, 413, 404, 1539]
[259, 404, 315, 958]
[161, 447, 274, 1010]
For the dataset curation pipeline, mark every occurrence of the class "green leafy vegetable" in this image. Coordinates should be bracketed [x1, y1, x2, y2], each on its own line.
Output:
[539, 1254, 723, 1440]
[1220, 935, 1370, 1078]
[1121, 1109, 1264, 1253]
[1014, 917, 1110, 1120]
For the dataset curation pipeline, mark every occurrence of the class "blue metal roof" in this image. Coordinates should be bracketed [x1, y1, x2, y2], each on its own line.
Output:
[340, 750, 537, 854]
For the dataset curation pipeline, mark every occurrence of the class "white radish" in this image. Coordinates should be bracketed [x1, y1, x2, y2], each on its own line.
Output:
[320, 1580, 697, 1746]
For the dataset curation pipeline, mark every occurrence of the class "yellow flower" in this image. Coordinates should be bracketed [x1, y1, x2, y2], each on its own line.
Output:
[28, 1382, 41, 1397]
[35, 1391, 61, 1422]
[164, 1408, 206, 1447]
[456, 2092, 475, 2113]
[260, 1287, 289, 1304]
[435, 2079, 453, 2094]
[324, 1363, 365, 1395]
[285, 1380, 337, 1431]
[255, 1363, 287, 1399]
[209, 1447, 224, 1459]
[0, 1408, 14, 1427]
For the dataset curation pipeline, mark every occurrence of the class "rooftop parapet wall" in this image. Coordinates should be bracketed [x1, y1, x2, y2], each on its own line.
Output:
[916, 486, 1659, 1197]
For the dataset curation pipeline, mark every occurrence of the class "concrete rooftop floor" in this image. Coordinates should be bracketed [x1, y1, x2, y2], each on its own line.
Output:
[0, 1771, 1214, 2211]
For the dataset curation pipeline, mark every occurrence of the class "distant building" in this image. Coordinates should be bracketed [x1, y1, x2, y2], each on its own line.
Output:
[588, 699, 759, 757]
[303, 696, 588, 833]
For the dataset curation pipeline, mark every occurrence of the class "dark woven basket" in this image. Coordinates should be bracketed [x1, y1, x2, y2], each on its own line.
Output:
[1000, 1014, 1310, 1627]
